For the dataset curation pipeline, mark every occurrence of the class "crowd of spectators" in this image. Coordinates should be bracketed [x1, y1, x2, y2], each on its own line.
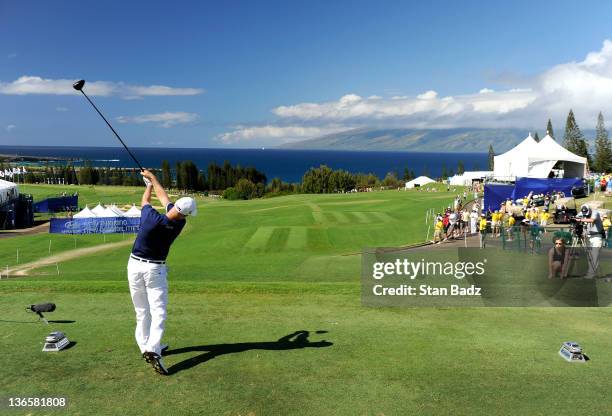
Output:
[597, 173, 612, 195]
[431, 188, 611, 249]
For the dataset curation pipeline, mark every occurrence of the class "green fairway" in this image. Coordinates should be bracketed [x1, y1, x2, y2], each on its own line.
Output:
[2, 184, 611, 415]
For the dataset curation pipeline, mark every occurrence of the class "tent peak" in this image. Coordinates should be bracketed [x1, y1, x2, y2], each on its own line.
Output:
[540, 134, 555, 142]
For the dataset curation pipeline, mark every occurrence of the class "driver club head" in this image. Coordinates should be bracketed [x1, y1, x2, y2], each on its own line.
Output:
[72, 79, 85, 91]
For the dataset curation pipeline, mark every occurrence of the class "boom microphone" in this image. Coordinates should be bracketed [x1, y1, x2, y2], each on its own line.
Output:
[28, 303, 56, 313]
[26, 303, 56, 323]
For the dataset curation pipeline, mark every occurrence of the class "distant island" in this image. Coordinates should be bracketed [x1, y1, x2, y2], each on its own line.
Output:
[278, 127, 598, 153]
[0, 153, 71, 162]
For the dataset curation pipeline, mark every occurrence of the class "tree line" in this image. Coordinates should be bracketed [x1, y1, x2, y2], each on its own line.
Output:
[13, 160, 432, 199]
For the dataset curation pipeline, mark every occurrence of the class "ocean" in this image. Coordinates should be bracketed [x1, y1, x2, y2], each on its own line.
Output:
[0, 146, 488, 183]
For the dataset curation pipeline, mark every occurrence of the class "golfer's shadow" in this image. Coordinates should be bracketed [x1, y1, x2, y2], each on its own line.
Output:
[165, 330, 332, 375]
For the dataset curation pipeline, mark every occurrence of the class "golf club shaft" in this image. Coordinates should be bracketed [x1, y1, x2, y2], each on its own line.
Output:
[78, 90, 144, 171]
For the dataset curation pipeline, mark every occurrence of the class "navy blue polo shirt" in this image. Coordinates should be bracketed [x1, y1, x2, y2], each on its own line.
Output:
[131, 203, 186, 261]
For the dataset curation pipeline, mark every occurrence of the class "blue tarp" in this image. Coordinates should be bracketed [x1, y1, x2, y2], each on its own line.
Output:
[483, 184, 514, 212]
[34, 196, 78, 213]
[49, 217, 140, 234]
[511, 177, 583, 201]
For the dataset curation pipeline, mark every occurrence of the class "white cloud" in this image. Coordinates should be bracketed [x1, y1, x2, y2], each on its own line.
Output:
[268, 39, 612, 129]
[0, 76, 203, 98]
[6, 124, 16, 132]
[56, 107, 69, 112]
[7, 53, 16, 59]
[217, 125, 346, 144]
[272, 89, 536, 124]
[536, 39, 612, 118]
[117, 112, 199, 128]
[417, 90, 438, 100]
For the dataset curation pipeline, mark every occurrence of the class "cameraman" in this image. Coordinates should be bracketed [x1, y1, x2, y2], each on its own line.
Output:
[575, 204, 604, 279]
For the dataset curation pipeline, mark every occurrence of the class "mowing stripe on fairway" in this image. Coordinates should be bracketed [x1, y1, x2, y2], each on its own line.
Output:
[306, 227, 332, 251]
[311, 211, 327, 224]
[306, 201, 321, 211]
[348, 212, 371, 224]
[266, 227, 291, 252]
[285, 227, 308, 250]
[331, 212, 350, 224]
[371, 211, 395, 223]
[244, 227, 275, 250]
[248, 204, 294, 213]
[318, 199, 389, 206]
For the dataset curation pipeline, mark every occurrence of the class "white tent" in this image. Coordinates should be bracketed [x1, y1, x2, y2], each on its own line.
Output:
[100, 206, 120, 217]
[0, 179, 18, 205]
[493, 133, 539, 180]
[493, 133, 587, 180]
[449, 171, 493, 186]
[527, 134, 587, 178]
[91, 203, 107, 217]
[108, 204, 125, 217]
[405, 176, 435, 189]
[73, 205, 97, 218]
[124, 205, 142, 218]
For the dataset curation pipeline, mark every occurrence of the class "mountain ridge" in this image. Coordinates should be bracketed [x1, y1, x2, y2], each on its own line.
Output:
[278, 128, 597, 153]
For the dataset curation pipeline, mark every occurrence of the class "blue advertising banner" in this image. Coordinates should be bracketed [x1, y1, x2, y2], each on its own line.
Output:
[34, 196, 79, 213]
[511, 177, 583, 201]
[483, 184, 514, 213]
[49, 217, 140, 234]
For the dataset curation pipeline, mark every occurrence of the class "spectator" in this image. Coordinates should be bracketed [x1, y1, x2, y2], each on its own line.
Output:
[548, 238, 569, 279]
[433, 217, 444, 244]
[602, 214, 611, 247]
[446, 210, 458, 240]
[492, 210, 501, 237]
[461, 209, 470, 237]
[479, 213, 488, 248]
[506, 213, 516, 241]
[540, 209, 550, 227]
[470, 209, 479, 235]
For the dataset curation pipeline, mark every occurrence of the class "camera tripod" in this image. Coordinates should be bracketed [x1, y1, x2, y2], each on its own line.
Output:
[566, 226, 598, 278]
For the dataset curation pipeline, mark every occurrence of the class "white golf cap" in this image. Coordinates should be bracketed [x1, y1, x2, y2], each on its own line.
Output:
[174, 197, 197, 216]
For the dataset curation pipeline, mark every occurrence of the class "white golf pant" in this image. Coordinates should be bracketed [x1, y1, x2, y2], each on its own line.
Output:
[127, 257, 168, 355]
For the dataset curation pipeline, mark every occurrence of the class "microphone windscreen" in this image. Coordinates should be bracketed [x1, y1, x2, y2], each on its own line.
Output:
[30, 303, 56, 313]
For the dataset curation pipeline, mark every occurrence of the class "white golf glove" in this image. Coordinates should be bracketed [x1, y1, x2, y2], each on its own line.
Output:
[143, 177, 152, 187]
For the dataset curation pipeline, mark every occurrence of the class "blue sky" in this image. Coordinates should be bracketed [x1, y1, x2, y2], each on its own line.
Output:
[2, 0, 612, 147]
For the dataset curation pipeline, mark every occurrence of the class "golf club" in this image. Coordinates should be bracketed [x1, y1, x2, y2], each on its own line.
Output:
[73, 79, 144, 171]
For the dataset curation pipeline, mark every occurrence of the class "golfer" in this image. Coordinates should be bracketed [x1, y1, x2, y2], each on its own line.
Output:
[127, 169, 197, 375]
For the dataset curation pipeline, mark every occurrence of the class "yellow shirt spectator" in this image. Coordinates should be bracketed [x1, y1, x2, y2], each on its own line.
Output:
[479, 218, 488, 231]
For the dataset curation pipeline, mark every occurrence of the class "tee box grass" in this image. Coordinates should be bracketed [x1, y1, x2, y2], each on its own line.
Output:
[1, 184, 611, 416]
